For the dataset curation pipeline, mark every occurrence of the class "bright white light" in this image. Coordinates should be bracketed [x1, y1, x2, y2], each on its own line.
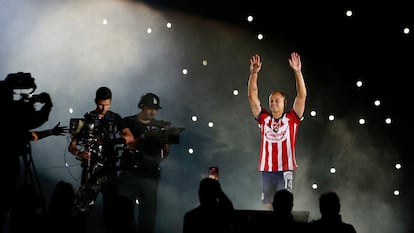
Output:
[247, 15, 253, 22]
[312, 183, 318, 190]
[166, 22, 172, 28]
[202, 60, 208, 66]
[328, 115, 335, 121]
[257, 33, 264, 40]
[345, 10, 353, 17]
[147, 28, 152, 34]
[191, 115, 198, 121]
[182, 68, 188, 75]
[393, 190, 400, 196]
[208, 122, 214, 128]
[359, 118, 366, 125]
[188, 148, 194, 154]
[403, 27, 410, 34]
[69, 108, 74, 114]
[135, 198, 139, 205]
[356, 80, 363, 87]
[310, 110, 316, 117]
[395, 163, 402, 169]
[330, 167, 336, 174]
[233, 89, 239, 95]
[385, 117, 392, 124]
[374, 99, 381, 106]
[102, 19, 108, 25]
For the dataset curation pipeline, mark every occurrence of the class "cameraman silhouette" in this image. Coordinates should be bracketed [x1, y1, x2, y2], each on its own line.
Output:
[0, 72, 66, 233]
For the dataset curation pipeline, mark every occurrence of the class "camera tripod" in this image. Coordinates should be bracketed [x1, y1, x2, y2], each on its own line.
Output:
[18, 142, 47, 214]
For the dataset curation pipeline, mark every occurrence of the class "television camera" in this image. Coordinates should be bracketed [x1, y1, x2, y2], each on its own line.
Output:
[145, 120, 185, 145]
[70, 117, 184, 145]
[0, 72, 53, 134]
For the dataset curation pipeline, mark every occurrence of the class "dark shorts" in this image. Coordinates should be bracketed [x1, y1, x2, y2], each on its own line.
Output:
[261, 170, 293, 204]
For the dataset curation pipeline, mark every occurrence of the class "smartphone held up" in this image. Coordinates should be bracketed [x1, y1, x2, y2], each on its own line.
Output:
[208, 166, 219, 180]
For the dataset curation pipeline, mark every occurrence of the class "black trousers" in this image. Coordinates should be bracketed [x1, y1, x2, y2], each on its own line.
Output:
[118, 168, 160, 233]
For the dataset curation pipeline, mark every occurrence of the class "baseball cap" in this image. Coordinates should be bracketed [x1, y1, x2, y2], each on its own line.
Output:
[139, 93, 162, 109]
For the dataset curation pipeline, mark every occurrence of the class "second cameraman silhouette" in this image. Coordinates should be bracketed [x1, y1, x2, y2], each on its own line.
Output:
[68, 86, 125, 229]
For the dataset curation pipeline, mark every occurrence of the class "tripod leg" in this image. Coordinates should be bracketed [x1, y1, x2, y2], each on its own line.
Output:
[20, 147, 46, 214]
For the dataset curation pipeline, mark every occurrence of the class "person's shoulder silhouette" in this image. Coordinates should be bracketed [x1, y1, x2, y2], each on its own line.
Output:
[258, 189, 307, 233]
[9, 184, 45, 233]
[104, 194, 136, 233]
[309, 191, 356, 233]
[43, 180, 87, 233]
[272, 188, 294, 218]
[183, 177, 234, 233]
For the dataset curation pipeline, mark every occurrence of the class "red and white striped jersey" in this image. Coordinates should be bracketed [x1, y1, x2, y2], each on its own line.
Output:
[257, 108, 301, 172]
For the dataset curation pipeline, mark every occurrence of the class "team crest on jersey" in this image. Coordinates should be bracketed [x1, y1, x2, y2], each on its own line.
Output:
[272, 120, 285, 133]
[264, 122, 287, 142]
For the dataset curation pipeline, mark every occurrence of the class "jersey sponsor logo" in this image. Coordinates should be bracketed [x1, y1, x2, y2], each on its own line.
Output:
[264, 123, 287, 142]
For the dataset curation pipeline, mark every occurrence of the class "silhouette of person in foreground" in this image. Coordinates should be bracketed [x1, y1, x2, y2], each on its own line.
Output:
[43, 180, 87, 233]
[183, 177, 234, 233]
[8, 184, 45, 233]
[257, 189, 306, 233]
[309, 191, 357, 233]
[103, 194, 136, 233]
